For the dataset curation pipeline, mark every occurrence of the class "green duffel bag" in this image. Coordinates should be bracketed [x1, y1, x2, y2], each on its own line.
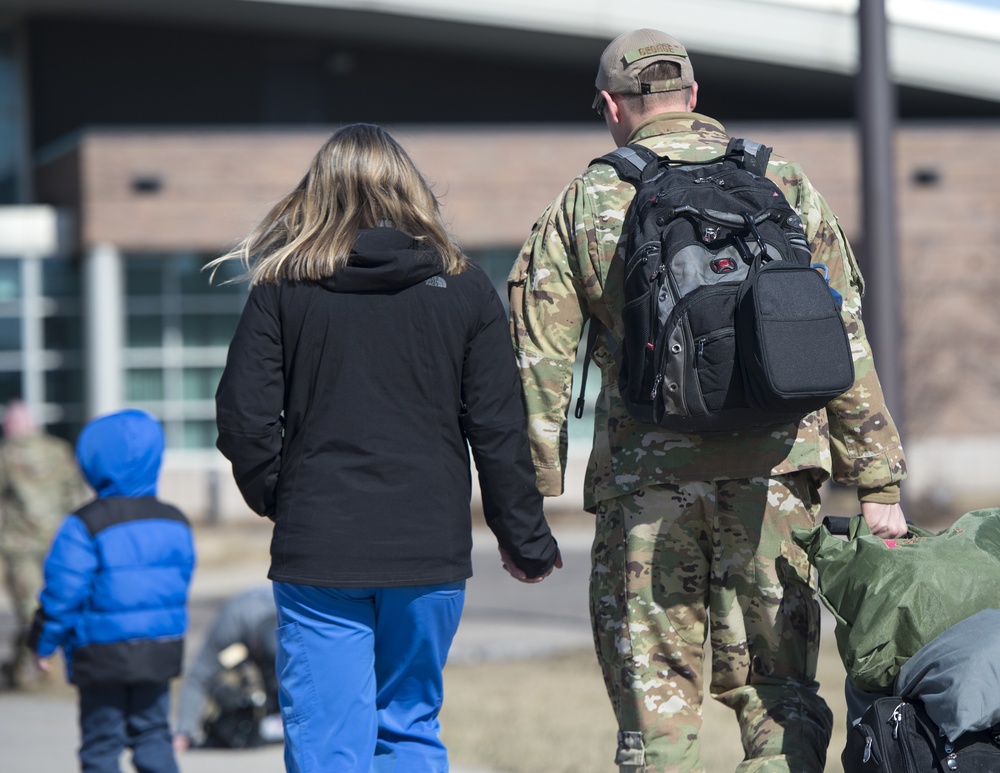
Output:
[791, 508, 1000, 693]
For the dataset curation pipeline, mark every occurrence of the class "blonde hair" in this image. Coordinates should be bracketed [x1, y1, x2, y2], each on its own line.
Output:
[209, 124, 467, 285]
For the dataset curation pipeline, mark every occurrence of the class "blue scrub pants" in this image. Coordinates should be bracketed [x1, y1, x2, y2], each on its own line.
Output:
[272, 580, 465, 773]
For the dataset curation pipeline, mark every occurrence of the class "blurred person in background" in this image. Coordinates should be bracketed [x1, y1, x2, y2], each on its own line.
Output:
[213, 122, 561, 773]
[0, 399, 88, 689]
[173, 585, 281, 751]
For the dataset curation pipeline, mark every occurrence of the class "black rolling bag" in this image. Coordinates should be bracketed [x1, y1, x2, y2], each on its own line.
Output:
[843, 696, 1000, 772]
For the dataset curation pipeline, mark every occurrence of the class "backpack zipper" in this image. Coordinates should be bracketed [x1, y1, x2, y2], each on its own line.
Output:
[624, 242, 658, 287]
[643, 263, 669, 401]
[695, 328, 735, 361]
[649, 284, 739, 405]
[890, 703, 920, 773]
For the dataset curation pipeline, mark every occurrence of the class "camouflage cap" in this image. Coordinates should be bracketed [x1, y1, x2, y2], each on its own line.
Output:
[593, 28, 694, 105]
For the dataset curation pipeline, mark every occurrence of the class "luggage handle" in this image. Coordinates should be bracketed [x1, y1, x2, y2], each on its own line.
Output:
[671, 204, 785, 229]
[822, 515, 853, 536]
[822, 514, 920, 539]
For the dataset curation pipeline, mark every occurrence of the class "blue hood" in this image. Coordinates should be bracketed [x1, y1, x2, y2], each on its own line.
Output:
[76, 410, 164, 497]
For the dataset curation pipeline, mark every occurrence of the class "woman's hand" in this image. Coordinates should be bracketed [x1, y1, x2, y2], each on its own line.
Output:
[499, 547, 563, 583]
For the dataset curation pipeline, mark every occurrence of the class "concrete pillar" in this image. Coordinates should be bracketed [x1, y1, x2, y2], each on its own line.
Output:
[83, 242, 124, 418]
[19, 255, 44, 415]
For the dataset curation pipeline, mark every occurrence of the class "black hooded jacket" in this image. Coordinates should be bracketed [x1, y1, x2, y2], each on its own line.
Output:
[216, 228, 558, 585]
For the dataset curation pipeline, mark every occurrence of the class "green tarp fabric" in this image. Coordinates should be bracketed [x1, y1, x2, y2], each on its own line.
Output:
[791, 508, 1000, 693]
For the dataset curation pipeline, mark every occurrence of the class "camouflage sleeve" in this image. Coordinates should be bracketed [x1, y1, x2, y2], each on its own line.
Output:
[0, 451, 7, 521]
[790, 175, 906, 497]
[508, 177, 597, 496]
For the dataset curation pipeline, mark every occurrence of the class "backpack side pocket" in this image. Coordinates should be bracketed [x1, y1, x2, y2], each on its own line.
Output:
[737, 260, 854, 414]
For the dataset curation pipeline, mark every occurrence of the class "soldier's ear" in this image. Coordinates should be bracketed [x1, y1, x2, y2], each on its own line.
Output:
[688, 82, 699, 112]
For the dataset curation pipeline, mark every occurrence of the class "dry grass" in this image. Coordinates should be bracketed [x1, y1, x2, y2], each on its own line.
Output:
[441, 634, 852, 773]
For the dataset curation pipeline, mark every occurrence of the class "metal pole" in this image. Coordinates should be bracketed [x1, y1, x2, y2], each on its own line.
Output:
[857, 0, 904, 430]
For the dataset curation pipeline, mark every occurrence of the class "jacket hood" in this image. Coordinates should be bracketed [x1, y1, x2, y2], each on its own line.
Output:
[318, 227, 443, 292]
[76, 410, 164, 498]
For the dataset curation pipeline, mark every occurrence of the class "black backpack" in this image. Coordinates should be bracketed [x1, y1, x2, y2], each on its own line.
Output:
[843, 696, 1000, 773]
[576, 138, 854, 433]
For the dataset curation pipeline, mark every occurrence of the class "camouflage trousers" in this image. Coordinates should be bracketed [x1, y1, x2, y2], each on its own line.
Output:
[1, 549, 45, 681]
[590, 472, 834, 773]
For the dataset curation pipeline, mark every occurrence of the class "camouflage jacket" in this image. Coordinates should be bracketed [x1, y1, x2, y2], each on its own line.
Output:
[508, 113, 906, 511]
[0, 432, 88, 555]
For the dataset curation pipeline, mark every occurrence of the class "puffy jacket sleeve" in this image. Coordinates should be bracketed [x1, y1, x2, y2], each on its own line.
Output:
[216, 283, 285, 518]
[29, 514, 97, 657]
[461, 279, 559, 579]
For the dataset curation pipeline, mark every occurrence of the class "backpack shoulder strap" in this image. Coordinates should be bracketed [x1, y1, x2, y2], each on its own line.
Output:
[590, 144, 660, 186]
[574, 317, 604, 419]
[725, 137, 773, 177]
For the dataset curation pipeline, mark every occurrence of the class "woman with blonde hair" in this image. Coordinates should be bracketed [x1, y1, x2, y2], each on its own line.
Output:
[213, 123, 560, 772]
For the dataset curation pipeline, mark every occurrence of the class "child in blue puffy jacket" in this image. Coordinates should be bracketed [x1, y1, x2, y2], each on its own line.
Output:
[29, 410, 196, 773]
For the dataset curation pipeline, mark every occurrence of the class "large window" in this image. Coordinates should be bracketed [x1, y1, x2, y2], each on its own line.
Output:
[41, 258, 85, 439]
[0, 256, 85, 441]
[0, 28, 24, 204]
[124, 253, 246, 450]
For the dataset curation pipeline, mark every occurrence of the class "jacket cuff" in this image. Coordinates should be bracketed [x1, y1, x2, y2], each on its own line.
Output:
[533, 465, 565, 497]
[857, 483, 901, 504]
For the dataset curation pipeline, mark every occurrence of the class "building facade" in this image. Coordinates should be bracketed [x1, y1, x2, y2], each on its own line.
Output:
[0, 5, 998, 516]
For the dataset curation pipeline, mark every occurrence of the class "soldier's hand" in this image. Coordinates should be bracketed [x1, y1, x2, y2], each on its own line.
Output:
[173, 734, 191, 753]
[34, 655, 51, 673]
[860, 501, 907, 538]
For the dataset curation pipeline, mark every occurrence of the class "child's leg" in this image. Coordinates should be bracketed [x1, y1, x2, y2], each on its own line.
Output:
[79, 685, 128, 773]
[125, 682, 178, 773]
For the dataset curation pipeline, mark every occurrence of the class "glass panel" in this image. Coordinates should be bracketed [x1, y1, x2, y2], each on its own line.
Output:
[0, 122, 16, 202]
[0, 34, 13, 103]
[162, 420, 183, 450]
[0, 32, 17, 205]
[183, 419, 218, 449]
[181, 314, 240, 347]
[0, 369, 20, 402]
[121, 251, 247, 451]
[466, 248, 517, 311]
[126, 368, 164, 401]
[0, 261, 20, 300]
[127, 315, 164, 347]
[182, 367, 223, 400]
[42, 259, 82, 298]
[46, 421, 84, 445]
[44, 315, 82, 349]
[125, 260, 163, 295]
[0, 316, 19, 350]
[177, 253, 218, 295]
[44, 368, 83, 404]
[202, 259, 248, 295]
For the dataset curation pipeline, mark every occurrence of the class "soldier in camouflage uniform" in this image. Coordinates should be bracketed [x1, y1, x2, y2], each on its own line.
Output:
[0, 400, 87, 688]
[508, 29, 908, 773]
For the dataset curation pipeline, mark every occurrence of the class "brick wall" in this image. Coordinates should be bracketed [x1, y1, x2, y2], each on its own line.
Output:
[35, 123, 1000, 494]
